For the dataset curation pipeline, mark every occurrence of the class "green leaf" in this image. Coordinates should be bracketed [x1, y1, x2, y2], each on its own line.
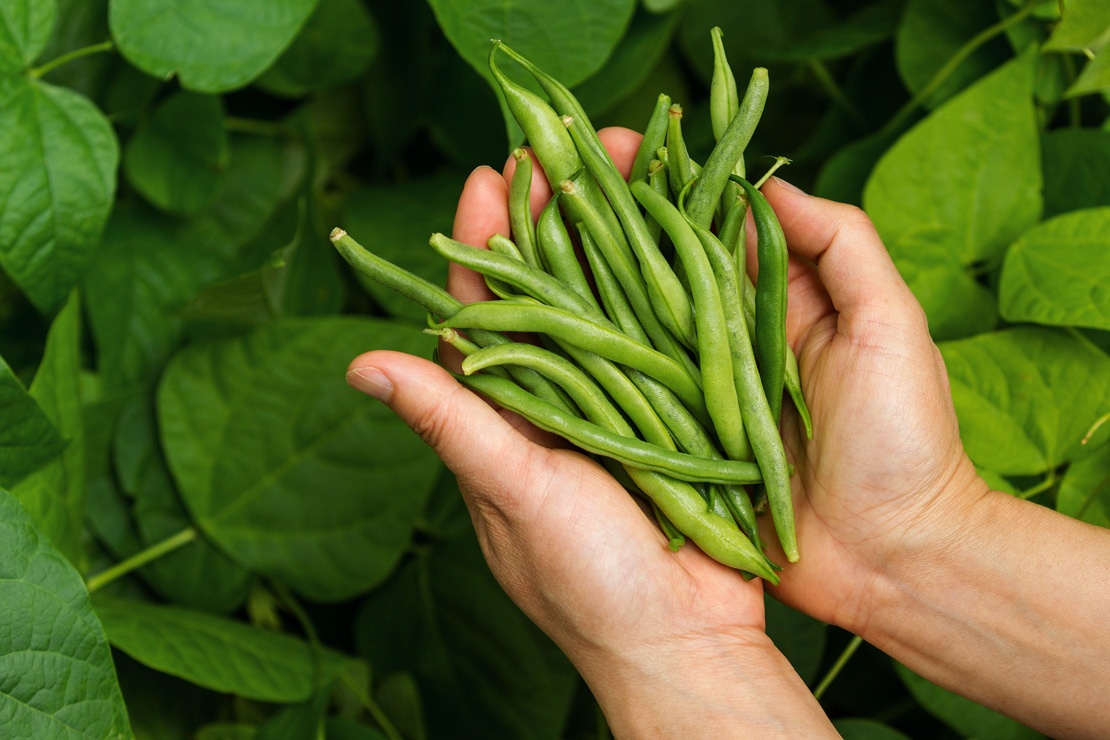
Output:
[343, 171, 463, 323]
[10, 291, 85, 566]
[0, 0, 55, 73]
[977, 466, 1020, 496]
[257, 0, 379, 98]
[765, 595, 827, 684]
[1043, 0, 1110, 52]
[864, 49, 1041, 266]
[123, 91, 229, 215]
[93, 595, 351, 702]
[814, 130, 898, 206]
[895, 0, 1011, 109]
[425, 0, 637, 90]
[256, 693, 327, 740]
[1041, 128, 1110, 218]
[158, 318, 439, 602]
[938, 327, 1110, 475]
[0, 76, 119, 312]
[999, 208, 1110, 330]
[196, 724, 258, 740]
[355, 515, 578, 739]
[113, 394, 253, 612]
[832, 718, 912, 740]
[1057, 441, 1110, 527]
[326, 717, 389, 740]
[114, 655, 222, 740]
[109, 0, 319, 93]
[0, 487, 134, 739]
[894, 245, 998, 341]
[761, 0, 902, 62]
[0, 353, 66, 489]
[85, 135, 306, 386]
[1067, 48, 1110, 97]
[34, 0, 110, 97]
[895, 662, 1044, 739]
[374, 673, 426, 740]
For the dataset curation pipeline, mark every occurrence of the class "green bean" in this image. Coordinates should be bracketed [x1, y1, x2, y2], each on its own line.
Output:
[730, 175, 788, 427]
[651, 500, 686, 552]
[631, 180, 753, 463]
[454, 372, 766, 487]
[509, 149, 541, 268]
[665, 104, 694, 198]
[645, 159, 669, 249]
[579, 223, 650, 345]
[685, 67, 768, 228]
[436, 301, 709, 424]
[710, 26, 745, 223]
[677, 182, 797, 563]
[331, 228, 577, 414]
[536, 194, 600, 312]
[563, 114, 698, 349]
[631, 94, 672, 184]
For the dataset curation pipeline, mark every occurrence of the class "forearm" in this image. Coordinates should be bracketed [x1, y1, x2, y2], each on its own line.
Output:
[573, 629, 839, 739]
[857, 487, 1110, 739]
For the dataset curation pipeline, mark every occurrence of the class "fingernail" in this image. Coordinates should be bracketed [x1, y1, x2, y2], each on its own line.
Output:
[772, 176, 805, 195]
[347, 367, 393, 401]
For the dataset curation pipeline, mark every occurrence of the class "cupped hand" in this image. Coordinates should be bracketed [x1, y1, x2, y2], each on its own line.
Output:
[749, 178, 986, 630]
[346, 129, 771, 685]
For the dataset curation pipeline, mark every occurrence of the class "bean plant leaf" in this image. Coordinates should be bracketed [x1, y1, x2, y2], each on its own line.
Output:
[894, 0, 1012, 109]
[0, 354, 66, 489]
[939, 327, 1110, 475]
[93, 595, 350, 702]
[257, 0, 379, 98]
[761, 0, 901, 62]
[894, 245, 997, 341]
[326, 717, 390, 740]
[194, 723, 258, 740]
[895, 663, 1044, 739]
[1041, 128, 1110, 218]
[1067, 50, 1110, 97]
[123, 91, 229, 215]
[0, 0, 55, 73]
[0, 487, 134, 740]
[999, 208, 1110, 330]
[765, 595, 827, 684]
[343, 172, 463, 323]
[1042, 0, 1110, 52]
[109, 0, 319, 93]
[0, 76, 118, 312]
[864, 49, 1041, 266]
[11, 291, 85, 566]
[832, 719, 912, 740]
[158, 318, 439, 602]
[1057, 441, 1110, 528]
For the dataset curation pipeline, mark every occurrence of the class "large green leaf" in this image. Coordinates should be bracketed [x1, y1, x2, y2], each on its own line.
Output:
[257, 0, 379, 98]
[939, 327, 1110, 475]
[158, 318, 439, 602]
[895, 663, 1044, 738]
[343, 171, 463, 323]
[1067, 49, 1110, 97]
[0, 76, 118, 312]
[1042, 0, 1110, 52]
[0, 353, 66, 489]
[832, 719, 911, 740]
[425, 0, 636, 90]
[894, 244, 997, 341]
[1041, 128, 1110, 218]
[0, 487, 133, 739]
[999, 208, 1110, 330]
[11, 291, 84, 566]
[0, 0, 55, 73]
[765, 595, 827, 684]
[109, 0, 319, 93]
[93, 596, 350, 702]
[864, 49, 1041, 267]
[1057, 441, 1110, 528]
[123, 90, 229, 215]
[894, 0, 1010, 109]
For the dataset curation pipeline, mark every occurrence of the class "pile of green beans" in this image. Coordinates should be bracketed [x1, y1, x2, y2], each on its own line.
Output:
[330, 29, 813, 582]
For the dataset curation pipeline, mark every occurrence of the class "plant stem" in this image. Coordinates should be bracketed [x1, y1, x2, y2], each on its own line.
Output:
[341, 672, 404, 740]
[30, 40, 114, 79]
[86, 527, 198, 593]
[1019, 470, 1057, 500]
[880, 0, 1039, 137]
[813, 634, 863, 700]
[807, 58, 867, 130]
[224, 116, 291, 137]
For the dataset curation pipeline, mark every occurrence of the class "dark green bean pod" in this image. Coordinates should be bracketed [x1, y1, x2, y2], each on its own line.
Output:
[685, 67, 768, 228]
[536, 194, 601, 312]
[630, 93, 672, 184]
[508, 148, 541, 268]
[710, 26, 745, 223]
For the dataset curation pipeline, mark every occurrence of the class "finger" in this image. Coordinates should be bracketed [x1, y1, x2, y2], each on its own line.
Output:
[447, 165, 509, 306]
[758, 178, 920, 324]
[598, 127, 644, 179]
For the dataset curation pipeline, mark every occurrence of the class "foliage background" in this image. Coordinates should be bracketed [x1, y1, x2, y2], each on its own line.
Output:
[1, 0, 1109, 738]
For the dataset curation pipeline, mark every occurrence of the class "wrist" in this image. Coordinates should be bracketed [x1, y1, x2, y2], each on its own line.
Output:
[572, 627, 837, 739]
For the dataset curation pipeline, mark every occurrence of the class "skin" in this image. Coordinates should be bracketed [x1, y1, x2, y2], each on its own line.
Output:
[347, 130, 1110, 738]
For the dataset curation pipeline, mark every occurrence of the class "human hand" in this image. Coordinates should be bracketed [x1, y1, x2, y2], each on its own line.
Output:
[346, 130, 837, 738]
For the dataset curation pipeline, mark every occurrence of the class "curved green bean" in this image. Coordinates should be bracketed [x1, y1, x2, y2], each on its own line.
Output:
[665, 104, 694, 198]
[536, 194, 600, 311]
[631, 93, 672, 184]
[509, 149, 541, 268]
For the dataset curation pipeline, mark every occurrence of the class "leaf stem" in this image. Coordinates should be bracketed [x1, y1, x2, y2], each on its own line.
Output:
[813, 634, 863, 700]
[341, 672, 404, 740]
[1019, 470, 1057, 500]
[86, 527, 198, 593]
[807, 58, 867, 130]
[29, 40, 115, 79]
[224, 116, 292, 137]
[880, 0, 1039, 137]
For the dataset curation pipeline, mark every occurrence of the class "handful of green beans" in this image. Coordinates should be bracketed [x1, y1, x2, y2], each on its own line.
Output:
[331, 29, 812, 583]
